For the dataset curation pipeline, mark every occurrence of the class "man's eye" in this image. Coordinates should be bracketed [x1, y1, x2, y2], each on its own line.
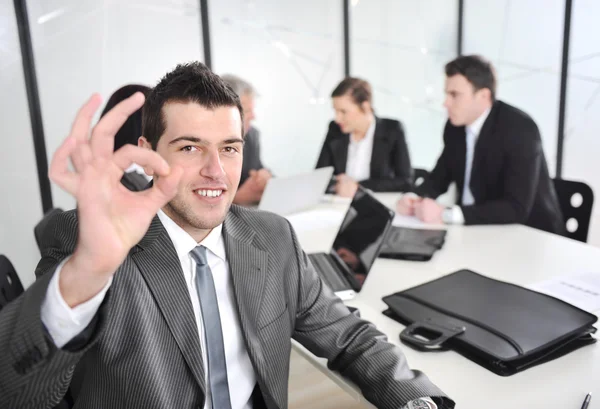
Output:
[223, 147, 239, 154]
[181, 146, 197, 152]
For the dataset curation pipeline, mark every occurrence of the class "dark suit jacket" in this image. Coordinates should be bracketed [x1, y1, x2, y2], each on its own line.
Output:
[240, 126, 265, 185]
[416, 100, 564, 234]
[316, 118, 413, 192]
[0, 206, 453, 409]
[120, 171, 150, 192]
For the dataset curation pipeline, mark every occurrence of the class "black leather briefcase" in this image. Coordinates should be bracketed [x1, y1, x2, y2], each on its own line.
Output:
[382, 269, 598, 376]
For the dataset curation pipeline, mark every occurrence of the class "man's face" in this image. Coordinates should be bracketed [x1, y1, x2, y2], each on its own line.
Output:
[240, 93, 256, 135]
[443, 74, 489, 126]
[148, 102, 243, 236]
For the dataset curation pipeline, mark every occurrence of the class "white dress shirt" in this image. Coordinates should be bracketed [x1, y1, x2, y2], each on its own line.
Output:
[443, 107, 491, 224]
[125, 163, 152, 181]
[345, 118, 376, 182]
[41, 210, 256, 409]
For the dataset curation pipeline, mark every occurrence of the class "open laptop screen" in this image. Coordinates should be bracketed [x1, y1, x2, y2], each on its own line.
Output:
[331, 188, 394, 288]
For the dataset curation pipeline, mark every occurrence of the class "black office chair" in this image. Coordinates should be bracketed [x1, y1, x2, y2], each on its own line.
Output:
[0, 255, 25, 311]
[35, 207, 64, 252]
[413, 168, 430, 188]
[552, 178, 594, 243]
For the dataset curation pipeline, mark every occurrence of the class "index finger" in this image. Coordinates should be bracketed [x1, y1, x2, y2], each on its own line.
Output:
[69, 94, 103, 142]
[91, 92, 145, 159]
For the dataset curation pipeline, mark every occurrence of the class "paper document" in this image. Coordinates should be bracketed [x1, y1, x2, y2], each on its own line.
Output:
[392, 214, 447, 230]
[286, 209, 345, 233]
[529, 273, 600, 313]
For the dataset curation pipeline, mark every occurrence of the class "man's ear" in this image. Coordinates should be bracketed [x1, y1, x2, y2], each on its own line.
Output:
[138, 136, 155, 175]
[138, 136, 152, 149]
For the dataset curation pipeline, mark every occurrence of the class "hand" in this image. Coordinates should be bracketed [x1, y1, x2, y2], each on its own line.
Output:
[396, 195, 422, 216]
[49, 93, 183, 307]
[249, 168, 272, 190]
[334, 174, 359, 198]
[414, 198, 444, 224]
[233, 170, 266, 205]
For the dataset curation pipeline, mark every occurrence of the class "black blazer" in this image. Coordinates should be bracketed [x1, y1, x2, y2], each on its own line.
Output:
[315, 117, 413, 192]
[416, 100, 564, 235]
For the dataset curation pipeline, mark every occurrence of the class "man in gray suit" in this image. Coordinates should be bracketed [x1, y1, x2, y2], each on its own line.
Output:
[0, 63, 453, 409]
[221, 74, 272, 205]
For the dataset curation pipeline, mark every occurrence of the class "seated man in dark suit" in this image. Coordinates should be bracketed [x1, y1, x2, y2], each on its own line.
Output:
[397, 55, 564, 234]
[316, 77, 413, 197]
[221, 74, 272, 205]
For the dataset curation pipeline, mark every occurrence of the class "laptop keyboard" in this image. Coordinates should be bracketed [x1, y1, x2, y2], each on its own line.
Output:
[308, 253, 349, 292]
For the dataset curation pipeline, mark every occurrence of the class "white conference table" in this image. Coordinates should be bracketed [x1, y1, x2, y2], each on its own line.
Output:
[290, 193, 600, 409]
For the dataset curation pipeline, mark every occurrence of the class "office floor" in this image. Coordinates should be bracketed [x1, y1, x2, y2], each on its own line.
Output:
[288, 350, 367, 409]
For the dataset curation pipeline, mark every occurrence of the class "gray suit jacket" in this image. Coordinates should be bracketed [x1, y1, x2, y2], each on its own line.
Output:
[0, 206, 453, 409]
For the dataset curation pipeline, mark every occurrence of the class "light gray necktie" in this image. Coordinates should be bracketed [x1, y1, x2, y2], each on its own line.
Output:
[462, 127, 476, 206]
[190, 246, 232, 409]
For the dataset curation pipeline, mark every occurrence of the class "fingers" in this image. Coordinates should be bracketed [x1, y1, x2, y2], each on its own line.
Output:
[69, 94, 103, 142]
[71, 141, 93, 173]
[397, 196, 416, 215]
[145, 165, 184, 205]
[49, 136, 79, 194]
[113, 145, 170, 176]
[91, 92, 145, 159]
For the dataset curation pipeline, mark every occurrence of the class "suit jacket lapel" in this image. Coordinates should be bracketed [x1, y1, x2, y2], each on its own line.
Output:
[223, 209, 270, 387]
[330, 133, 349, 174]
[131, 216, 206, 392]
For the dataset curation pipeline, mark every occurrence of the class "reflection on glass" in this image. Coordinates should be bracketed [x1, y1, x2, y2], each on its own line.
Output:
[332, 188, 393, 289]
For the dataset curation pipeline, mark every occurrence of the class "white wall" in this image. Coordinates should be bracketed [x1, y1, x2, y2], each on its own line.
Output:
[0, 0, 44, 287]
[26, 0, 204, 210]
[210, 0, 344, 177]
[350, 0, 458, 170]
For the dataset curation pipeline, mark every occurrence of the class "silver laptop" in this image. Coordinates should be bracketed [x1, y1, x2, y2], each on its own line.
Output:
[258, 167, 334, 216]
[308, 187, 395, 300]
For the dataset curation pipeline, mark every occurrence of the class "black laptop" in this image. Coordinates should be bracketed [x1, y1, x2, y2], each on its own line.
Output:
[308, 187, 394, 300]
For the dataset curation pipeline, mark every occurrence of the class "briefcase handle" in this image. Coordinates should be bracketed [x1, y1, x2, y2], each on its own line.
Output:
[400, 321, 465, 351]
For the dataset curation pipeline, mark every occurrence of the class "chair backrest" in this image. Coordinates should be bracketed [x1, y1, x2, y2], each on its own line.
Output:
[552, 178, 594, 242]
[413, 168, 430, 188]
[0, 255, 25, 311]
[35, 207, 64, 252]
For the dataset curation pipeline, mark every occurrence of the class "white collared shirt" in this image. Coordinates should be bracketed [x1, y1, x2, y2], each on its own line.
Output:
[41, 211, 256, 409]
[125, 163, 152, 181]
[443, 107, 491, 224]
[345, 118, 376, 182]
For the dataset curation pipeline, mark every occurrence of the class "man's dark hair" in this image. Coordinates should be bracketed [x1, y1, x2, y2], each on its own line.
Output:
[445, 55, 496, 101]
[331, 77, 373, 112]
[101, 84, 151, 152]
[142, 62, 244, 149]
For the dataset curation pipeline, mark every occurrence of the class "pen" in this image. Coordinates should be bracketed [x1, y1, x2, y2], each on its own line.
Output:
[582, 393, 592, 409]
